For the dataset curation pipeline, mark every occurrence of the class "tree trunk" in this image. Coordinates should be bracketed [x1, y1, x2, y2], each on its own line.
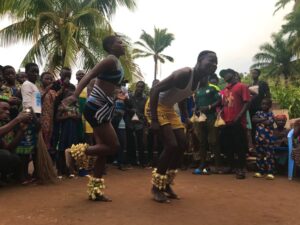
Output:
[154, 55, 158, 81]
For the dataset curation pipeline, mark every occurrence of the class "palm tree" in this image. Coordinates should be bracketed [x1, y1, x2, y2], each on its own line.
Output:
[274, 0, 300, 12]
[0, 0, 136, 77]
[280, 4, 300, 56]
[133, 27, 174, 81]
[252, 33, 299, 87]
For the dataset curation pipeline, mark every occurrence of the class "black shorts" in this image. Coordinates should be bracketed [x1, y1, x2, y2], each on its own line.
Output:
[83, 102, 114, 128]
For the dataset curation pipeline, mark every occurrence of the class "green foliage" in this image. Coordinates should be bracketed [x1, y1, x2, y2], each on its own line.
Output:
[270, 84, 300, 118]
[251, 33, 299, 85]
[241, 73, 252, 85]
[289, 98, 300, 119]
[0, 0, 137, 78]
[133, 27, 175, 81]
[282, 4, 300, 55]
[274, 0, 300, 13]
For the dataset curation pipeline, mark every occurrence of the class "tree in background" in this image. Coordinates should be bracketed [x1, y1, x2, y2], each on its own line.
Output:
[133, 27, 174, 81]
[275, 0, 300, 12]
[252, 33, 299, 87]
[0, 0, 137, 79]
[281, 4, 300, 56]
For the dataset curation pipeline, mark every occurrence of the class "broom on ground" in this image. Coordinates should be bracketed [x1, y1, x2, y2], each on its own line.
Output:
[36, 130, 57, 183]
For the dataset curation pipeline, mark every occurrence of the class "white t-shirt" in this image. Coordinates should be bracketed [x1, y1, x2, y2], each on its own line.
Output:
[21, 80, 41, 114]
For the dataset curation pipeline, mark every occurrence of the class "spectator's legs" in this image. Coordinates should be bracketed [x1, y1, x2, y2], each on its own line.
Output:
[194, 122, 209, 169]
[266, 147, 275, 175]
[136, 129, 145, 166]
[207, 120, 221, 169]
[126, 128, 137, 166]
[256, 146, 266, 174]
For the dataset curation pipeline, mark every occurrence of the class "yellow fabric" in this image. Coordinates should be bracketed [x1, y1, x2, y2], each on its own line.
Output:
[145, 98, 184, 129]
[79, 87, 87, 98]
[85, 120, 93, 134]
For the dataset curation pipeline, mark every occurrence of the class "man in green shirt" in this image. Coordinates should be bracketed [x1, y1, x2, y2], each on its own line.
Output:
[193, 76, 221, 174]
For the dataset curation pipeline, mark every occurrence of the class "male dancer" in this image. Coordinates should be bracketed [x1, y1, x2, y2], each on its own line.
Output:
[148, 51, 217, 203]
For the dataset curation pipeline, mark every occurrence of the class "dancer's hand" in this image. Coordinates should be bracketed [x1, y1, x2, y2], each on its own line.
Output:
[62, 94, 77, 107]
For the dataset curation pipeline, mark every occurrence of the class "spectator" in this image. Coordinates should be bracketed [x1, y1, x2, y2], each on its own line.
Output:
[40, 72, 57, 159]
[219, 69, 250, 179]
[252, 98, 275, 180]
[16, 72, 27, 85]
[17, 62, 41, 183]
[51, 67, 76, 151]
[0, 101, 32, 185]
[126, 81, 147, 167]
[0, 74, 6, 99]
[56, 86, 81, 178]
[112, 85, 128, 170]
[2, 65, 22, 119]
[248, 68, 271, 144]
[193, 74, 222, 175]
[273, 114, 289, 170]
[274, 115, 289, 148]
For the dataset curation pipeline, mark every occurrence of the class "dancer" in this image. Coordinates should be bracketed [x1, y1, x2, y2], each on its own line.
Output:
[148, 50, 217, 203]
[63, 35, 125, 201]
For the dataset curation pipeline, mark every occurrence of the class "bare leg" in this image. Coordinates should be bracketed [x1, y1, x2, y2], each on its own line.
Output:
[152, 124, 180, 203]
[88, 122, 120, 178]
[156, 124, 179, 174]
[164, 128, 186, 199]
[86, 122, 119, 202]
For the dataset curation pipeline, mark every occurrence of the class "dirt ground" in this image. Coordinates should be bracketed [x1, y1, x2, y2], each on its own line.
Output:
[1, 166, 300, 225]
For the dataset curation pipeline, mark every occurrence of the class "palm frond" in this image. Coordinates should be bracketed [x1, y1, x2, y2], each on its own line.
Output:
[160, 54, 174, 62]
[0, 19, 36, 46]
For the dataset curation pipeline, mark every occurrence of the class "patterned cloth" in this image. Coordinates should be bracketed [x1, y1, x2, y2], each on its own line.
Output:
[40, 87, 57, 150]
[255, 111, 275, 174]
[87, 85, 115, 124]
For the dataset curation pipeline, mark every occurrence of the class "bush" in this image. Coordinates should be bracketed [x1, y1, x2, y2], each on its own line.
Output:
[270, 85, 300, 119]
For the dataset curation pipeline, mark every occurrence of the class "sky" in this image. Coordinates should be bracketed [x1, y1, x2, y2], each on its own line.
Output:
[0, 0, 293, 85]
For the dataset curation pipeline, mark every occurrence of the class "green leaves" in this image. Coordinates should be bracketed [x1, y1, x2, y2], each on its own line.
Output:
[0, 0, 137, 80]
[252, 33, 298, 85]
[133, 27, 175, 80]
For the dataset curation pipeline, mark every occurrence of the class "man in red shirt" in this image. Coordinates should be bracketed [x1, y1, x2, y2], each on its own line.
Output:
[220, 69, 250, 179]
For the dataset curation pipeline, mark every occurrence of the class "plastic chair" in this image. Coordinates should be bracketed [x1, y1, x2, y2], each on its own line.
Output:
[273, 129, 295, 180]
[287, 129, 295, 180]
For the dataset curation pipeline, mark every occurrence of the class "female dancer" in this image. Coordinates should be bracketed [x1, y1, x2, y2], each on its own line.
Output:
[63, 35, 125, 201]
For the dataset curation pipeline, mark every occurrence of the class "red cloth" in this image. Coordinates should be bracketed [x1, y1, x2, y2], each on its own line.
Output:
[275, 114, 287, 121]
[222, 82, 250, 127]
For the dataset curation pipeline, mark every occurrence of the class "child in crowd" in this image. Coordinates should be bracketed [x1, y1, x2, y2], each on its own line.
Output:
[56, 86, 81, 178]
[274, 115, 289, 147]
[273, 114, 289, 169]
[252, 98, 275, 180]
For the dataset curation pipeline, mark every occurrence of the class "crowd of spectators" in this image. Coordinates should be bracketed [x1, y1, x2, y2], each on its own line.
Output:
[0, 63, 298, 187]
